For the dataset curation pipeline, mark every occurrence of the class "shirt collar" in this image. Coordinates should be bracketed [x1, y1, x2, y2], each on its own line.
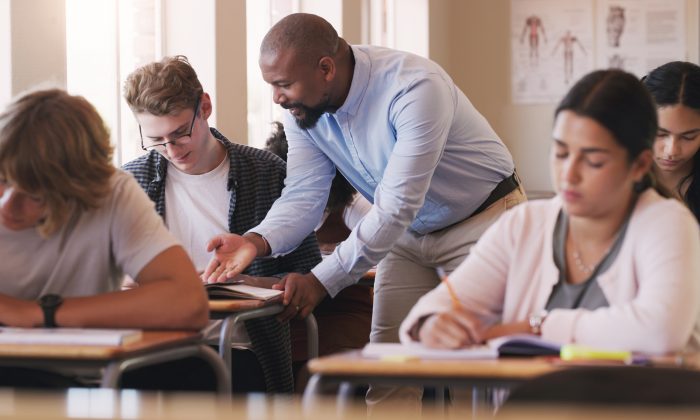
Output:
[335, 45, 370, 117]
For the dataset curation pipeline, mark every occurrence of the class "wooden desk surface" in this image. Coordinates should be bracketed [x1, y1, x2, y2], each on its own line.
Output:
[0, 330, 201, 360]
[206, 275, 283, 313]
[308, 350, 559, 381]
[208, 299, 269, 312]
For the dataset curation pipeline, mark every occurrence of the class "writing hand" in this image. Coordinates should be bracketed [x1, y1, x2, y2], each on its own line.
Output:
[418, 309, 484, 349]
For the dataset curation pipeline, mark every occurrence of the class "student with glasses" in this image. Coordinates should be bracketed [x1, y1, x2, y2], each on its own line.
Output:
[122, 55, 321, 393]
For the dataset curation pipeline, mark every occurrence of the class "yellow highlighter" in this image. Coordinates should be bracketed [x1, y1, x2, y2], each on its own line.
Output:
[560, 344, 632, 362]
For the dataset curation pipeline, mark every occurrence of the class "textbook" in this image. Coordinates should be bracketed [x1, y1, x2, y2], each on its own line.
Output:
[362, 334, 561, 360]
[205, 281, 283, 302]
[0, 327, 142, 346]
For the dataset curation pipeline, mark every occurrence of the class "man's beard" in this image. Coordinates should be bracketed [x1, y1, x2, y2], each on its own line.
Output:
[284, 98, 331, 130]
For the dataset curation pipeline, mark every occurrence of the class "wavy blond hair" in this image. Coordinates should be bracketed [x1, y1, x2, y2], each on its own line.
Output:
[123, 55, 203, 115]
[0, 89, 115, 236]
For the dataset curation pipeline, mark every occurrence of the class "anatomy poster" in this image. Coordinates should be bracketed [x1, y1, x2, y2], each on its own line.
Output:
[511, 0, 595, 104]
[596, 0, 686, 77]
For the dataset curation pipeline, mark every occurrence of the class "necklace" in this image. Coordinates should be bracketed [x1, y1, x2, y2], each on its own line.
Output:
[571, 246, 595, 275]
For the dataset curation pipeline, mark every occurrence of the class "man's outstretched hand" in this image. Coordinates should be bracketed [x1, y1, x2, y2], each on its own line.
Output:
[202, 233, 260, 283]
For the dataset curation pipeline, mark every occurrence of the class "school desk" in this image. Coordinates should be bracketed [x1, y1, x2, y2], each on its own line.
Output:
[0, 330, 230, 394]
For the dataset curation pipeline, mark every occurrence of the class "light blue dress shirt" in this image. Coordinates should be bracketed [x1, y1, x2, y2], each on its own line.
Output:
[251, 45, 514, 296]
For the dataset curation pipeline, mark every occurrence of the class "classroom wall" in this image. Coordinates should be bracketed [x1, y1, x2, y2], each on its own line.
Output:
[9, 0, 66, 95]
[5, 0, 700, 190]
[442, 0, 700, 192]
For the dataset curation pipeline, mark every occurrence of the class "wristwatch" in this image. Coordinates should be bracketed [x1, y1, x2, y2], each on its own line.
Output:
[528, 310, 548, 335]
[37, 294, 64, 328]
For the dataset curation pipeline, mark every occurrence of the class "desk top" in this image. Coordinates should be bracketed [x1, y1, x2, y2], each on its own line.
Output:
[308, 350, 559, 380]
[208, 299, 271, 312]
[0, 330, 200, 360]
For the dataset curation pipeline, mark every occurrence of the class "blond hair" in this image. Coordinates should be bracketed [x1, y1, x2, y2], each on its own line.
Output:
[0, 89, 115, 236]
[123, 55, 203, 115]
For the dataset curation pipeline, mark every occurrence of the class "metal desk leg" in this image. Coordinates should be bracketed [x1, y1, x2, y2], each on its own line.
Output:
[102, 344, 231, 395]
[305, 313, 319, 359]
[217, 305, 284, 375]
[302, 373, 324, 413]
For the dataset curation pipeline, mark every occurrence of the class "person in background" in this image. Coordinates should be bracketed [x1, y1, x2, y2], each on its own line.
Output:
[401, 69, 700, 355]
[265, 121, 372, 390]
[122, 56, 321, 393]
[0, 88, 209, 387]
[643, 61, 700, 222]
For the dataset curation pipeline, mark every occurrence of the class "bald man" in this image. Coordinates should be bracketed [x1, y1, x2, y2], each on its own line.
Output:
[204, 13, 526, 405]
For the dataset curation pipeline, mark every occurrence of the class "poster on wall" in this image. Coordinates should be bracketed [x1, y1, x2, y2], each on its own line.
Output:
[595, 0, 686, 77]
[511, 0, 595, 104]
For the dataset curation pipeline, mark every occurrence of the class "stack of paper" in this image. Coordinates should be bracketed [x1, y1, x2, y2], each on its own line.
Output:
[0, 327, 142, 346]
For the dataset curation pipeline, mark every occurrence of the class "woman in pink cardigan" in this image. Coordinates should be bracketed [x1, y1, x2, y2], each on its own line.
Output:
[400, 69, 700, 354]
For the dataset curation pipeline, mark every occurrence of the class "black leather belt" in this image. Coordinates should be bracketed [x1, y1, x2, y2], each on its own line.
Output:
[470, 172, 520, 218]
[427, 172, 521, 234]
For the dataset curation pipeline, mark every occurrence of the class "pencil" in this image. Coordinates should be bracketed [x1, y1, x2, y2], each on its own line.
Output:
[436, 267, 462, 310]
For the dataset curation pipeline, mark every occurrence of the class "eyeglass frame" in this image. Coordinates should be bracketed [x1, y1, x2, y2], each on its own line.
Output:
[139, 97, 201, 151]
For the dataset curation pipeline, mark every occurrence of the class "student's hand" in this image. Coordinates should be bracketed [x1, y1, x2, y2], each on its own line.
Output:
[272, 272, 327, 321]
[202, 234, 258, 283]
[418, 309, 484, 349]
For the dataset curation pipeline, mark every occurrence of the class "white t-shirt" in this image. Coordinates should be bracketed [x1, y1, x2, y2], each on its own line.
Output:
[315, 193, 372, 231]
[163, 155, 250, 347]
[343, 193, 372, 230]
[0, 171, 179, 299]
[164, 155, 231, 272]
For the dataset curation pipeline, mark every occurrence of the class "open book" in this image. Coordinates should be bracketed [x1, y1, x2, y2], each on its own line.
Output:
[0, 327, 142, 346]
[205, 275, 283, 301]
[362, 334, 561, 360]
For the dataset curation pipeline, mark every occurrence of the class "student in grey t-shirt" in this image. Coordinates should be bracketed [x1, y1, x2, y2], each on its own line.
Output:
[0, 89, 207, 344]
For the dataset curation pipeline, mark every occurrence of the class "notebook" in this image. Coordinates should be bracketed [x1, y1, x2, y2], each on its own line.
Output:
[205, 282, 283, 301]
[0, 327, 143, 346]
[362, 334, 561, 360]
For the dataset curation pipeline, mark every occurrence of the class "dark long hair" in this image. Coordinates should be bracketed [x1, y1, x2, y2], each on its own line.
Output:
[555, 69, 659, 194]
[643, 61, 700, 221]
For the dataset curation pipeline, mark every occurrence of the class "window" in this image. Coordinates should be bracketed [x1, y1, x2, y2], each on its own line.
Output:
[66, 0, 160, 166]
[245, 0, 342, 149]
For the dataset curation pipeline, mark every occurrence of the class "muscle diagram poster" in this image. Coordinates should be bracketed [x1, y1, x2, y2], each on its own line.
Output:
[511, 0, 687, 104]
[511, 0, 595, 104]
[595, 0, 686, 77]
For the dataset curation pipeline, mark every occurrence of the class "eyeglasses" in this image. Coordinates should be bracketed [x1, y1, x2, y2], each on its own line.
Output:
[140, 98, 200, 151]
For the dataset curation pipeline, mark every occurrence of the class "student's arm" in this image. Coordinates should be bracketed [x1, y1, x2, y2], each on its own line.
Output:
[0, 245, 208, 329]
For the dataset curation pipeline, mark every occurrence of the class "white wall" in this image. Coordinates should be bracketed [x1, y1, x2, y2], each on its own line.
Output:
[0, 0, 11, 108]
[10, 0, 66, 95]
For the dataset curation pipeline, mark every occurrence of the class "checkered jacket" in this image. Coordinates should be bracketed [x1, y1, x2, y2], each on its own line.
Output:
[123, 127, 322, 392]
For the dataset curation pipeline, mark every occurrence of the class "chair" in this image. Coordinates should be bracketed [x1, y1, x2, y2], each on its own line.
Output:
[504, 366, 700, 407]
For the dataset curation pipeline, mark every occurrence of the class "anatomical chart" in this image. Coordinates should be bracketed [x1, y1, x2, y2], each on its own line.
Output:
[595, 0, 686, 77]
